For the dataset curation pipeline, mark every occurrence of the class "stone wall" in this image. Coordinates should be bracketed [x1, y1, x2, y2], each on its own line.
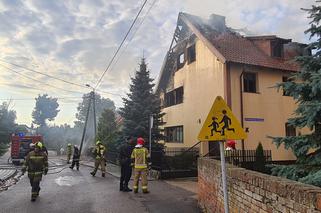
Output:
[198, 158, 321, 213]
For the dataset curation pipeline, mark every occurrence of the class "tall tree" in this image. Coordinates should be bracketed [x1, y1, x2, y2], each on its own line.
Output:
[97, 109, 118, 150]
[120, 58, 164, 144]
[32, 94, 59, 127]
[75, 92, 115, 128]
[0, 102, 16, 156]
[272, 4, 321, 186]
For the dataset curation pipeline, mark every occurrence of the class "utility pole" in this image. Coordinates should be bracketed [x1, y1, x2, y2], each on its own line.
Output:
[86, 84, 97, 142]
[92, 91, 97, 141]
[149, 115, 153, 158]
[79, 96, 92, 156]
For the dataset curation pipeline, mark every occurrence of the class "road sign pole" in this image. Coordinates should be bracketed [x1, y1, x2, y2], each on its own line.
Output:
[149, 115, 153, 159]
[219, 140, 229, 213]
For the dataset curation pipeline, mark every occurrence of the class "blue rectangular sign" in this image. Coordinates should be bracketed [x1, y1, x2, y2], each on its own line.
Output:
[244, 118, 264, 122]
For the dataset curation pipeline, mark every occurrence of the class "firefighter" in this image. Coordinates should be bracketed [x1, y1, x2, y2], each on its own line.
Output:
[22, 142, 48, 202]
[90, 140, 106, 177]
[131, 137, 150, 194]
[67, 143, 72, 164]
[27, 143, 35, 155]
[119, 137, 135, 192]
[70, 145, 80, 170]
[41, 142, 48, 155]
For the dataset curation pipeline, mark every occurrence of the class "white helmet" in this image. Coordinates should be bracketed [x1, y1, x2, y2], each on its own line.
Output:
[29, 143, 35, 148]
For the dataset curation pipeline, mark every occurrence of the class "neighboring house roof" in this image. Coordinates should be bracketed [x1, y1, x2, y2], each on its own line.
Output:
[181, 12, 300, 72]
[208, 32, 300, 71]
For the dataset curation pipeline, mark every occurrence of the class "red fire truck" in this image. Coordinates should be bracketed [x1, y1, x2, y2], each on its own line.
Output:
[10, 134, 43, 165]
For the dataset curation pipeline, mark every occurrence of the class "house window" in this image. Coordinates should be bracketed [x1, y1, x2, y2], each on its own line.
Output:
[282, 76, 290, 96]
[165, 126, 183, 143]
[187, 44, 196, 64]
[177, 52, 185, 70]
[285, 123, 296, 136]
[164, 86, 184, 107]
[165, 91, 174, 107]
[175, 87, 183, 104]
[243, 72, 257, 93]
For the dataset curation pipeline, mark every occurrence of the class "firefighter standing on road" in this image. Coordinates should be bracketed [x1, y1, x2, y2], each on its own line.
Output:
[67, 143, 72, 164]
[70, 145, 80, 170]
[131, 137, 150, 194]
[22, 142, 48, 202]
[119, 137, 135, 192]
[90, 141, 106, 177]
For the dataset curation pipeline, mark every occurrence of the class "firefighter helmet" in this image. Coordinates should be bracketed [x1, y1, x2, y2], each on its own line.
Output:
[35, 142, 43, 149]
[137, 137, 145, 146]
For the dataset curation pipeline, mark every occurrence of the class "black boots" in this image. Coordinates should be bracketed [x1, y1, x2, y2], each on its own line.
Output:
[120, 183, 132, 192]
[123, 187, 133, 192]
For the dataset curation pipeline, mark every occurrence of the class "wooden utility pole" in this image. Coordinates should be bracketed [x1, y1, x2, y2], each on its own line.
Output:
[79, 97, 92, 156]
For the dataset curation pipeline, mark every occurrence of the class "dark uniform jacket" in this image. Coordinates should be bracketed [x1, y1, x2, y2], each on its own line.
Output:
[22, 151, 48, 181]
[119, 143, 134, 166]
[73, 147, 80, 160]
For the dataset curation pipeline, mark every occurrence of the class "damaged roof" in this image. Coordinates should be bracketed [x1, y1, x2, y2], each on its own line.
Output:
[181, 12, 300, 71]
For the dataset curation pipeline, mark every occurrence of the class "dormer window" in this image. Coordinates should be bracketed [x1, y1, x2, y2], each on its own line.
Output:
[187, 44, 196, 64]
[271, 40, 284, 58]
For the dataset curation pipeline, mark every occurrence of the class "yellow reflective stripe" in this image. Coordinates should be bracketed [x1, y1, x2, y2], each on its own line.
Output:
[142, 186, 148, 189]
[29, 171, 43, 175]
[133, 186, 138, 189]
[29, 156, 44, 159]
[135, 165, 147, 169]
[143, 149, 146, 165]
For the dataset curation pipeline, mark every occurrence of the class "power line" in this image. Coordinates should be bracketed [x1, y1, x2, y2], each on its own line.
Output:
[0, 97, 84, 101]
[108, 0, 158, 76]
[0, 59, 124, 97]
[94, 0, 149, 89]
[95, 88, 124, 98]
[0, 64, 86, 95]
[0, 58, 88, 89]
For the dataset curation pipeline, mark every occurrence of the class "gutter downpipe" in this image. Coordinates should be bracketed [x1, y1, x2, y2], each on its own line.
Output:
[240, 70, 245, 152]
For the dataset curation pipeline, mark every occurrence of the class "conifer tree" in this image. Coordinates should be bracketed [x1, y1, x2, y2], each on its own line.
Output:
[120, 58, 164, 146]
[272, 4, 321, 186]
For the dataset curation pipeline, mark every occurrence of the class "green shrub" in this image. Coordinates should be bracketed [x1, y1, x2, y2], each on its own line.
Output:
[254, 142, 266, 173]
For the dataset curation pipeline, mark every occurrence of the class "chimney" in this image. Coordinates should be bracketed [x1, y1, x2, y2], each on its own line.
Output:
[208, 14, 226, 32]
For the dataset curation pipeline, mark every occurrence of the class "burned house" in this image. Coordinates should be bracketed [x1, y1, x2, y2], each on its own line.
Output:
[156, 12, 309, 160]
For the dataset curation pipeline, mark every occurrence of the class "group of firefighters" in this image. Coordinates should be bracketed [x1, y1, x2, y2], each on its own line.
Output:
[21, 136, 150, 202]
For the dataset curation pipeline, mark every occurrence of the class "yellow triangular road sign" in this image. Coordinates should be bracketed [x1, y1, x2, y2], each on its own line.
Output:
[198, 96, 247, 141]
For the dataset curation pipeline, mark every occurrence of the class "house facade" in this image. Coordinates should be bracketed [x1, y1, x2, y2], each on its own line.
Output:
[156, 13, 309, 161]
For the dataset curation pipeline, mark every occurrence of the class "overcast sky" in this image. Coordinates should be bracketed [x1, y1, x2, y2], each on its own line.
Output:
[0, 0, 316, 126]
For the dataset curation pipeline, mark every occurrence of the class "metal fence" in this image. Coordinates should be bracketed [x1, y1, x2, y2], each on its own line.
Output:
[149, 147, 199, 179]
[105, 147, 272, 177]
[209, 149, 272, 171]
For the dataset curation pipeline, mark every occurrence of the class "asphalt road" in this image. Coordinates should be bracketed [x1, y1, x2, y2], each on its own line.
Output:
[0, 157, 199, 213]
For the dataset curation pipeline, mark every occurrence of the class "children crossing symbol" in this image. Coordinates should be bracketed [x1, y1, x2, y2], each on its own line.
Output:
[198, 96, 247, 141]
